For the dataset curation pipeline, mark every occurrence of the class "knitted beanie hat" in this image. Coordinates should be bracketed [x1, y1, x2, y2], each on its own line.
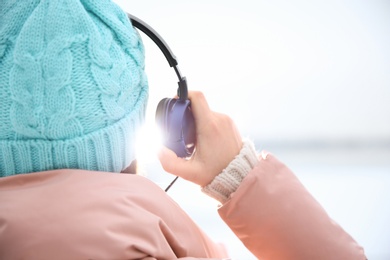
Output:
[0, 0, 148, 177]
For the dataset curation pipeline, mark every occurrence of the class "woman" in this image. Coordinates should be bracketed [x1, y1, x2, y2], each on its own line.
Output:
[0, 0, 365, 259]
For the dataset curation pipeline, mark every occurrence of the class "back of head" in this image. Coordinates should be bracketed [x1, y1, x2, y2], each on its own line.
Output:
[0, 0, 148, 177]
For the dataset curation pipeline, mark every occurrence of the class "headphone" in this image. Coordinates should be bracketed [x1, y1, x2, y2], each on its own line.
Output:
[128, 13, 196, 158]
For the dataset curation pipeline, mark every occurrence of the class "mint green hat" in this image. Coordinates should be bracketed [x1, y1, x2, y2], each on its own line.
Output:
[0, 0, 148, 177]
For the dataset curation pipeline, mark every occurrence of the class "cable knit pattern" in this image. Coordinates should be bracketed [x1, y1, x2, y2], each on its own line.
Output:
[202, 139, 260, 204]
[0, 0, 148, 177]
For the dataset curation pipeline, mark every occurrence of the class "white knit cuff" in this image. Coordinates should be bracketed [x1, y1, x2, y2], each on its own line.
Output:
[202, 139, 259, 204]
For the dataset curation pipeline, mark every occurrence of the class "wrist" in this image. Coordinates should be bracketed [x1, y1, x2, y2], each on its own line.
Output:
[202, 139, 259, 204]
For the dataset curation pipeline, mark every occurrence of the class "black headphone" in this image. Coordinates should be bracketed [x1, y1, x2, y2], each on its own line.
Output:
[128, 13, 196, 158]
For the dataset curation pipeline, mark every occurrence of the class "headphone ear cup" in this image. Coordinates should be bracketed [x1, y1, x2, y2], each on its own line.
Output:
[155, 98, 196, 158]
[182, 105, 195, 152]
[156, 98, 173, 138]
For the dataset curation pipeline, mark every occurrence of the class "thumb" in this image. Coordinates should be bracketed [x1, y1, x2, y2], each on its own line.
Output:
[158, 146, 194, 178]
[158, 147, 202, 185]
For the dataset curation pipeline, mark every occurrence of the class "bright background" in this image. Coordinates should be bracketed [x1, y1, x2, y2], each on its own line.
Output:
[114, 1, 390, 259]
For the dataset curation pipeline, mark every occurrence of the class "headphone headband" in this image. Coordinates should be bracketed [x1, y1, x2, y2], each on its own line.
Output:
[127, 13, 195, 165]
[127, 13, 178, 68]
[128, 13, 188, 100]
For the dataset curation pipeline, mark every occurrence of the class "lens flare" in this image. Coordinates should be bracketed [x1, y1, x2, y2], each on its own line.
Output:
[135, 120, 163, 166]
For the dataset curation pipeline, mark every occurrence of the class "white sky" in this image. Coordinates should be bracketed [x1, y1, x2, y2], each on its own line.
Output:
[114, 0, 390, 144]
[113, 2, 390, 259]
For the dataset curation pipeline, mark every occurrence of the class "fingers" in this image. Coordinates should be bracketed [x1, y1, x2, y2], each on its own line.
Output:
[187, 91, 211, 124]
[188, 91, 209, 110]
[158, 90, 243, 187]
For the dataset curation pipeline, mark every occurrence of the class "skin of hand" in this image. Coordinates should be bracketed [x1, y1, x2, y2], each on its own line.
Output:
[158, 91, 243, 187]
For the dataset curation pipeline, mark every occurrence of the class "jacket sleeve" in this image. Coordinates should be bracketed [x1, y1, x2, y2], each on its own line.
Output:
[217, 153, 366, 260]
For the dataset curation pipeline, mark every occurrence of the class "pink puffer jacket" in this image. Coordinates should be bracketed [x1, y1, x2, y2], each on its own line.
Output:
[0, 154, 365, 259]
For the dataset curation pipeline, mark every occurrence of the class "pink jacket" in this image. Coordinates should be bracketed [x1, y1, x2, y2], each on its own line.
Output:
[0, 154, 365, 259]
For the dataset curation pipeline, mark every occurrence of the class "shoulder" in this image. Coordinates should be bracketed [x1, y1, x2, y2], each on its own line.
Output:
[0, 169, 177, 219]
[0, 170, 222, 258]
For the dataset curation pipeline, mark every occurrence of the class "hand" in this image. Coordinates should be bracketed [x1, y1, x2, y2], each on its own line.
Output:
[158, 91, 243, 187]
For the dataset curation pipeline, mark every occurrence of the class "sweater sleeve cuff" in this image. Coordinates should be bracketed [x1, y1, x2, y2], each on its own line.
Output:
[201, 139, 259, 204]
